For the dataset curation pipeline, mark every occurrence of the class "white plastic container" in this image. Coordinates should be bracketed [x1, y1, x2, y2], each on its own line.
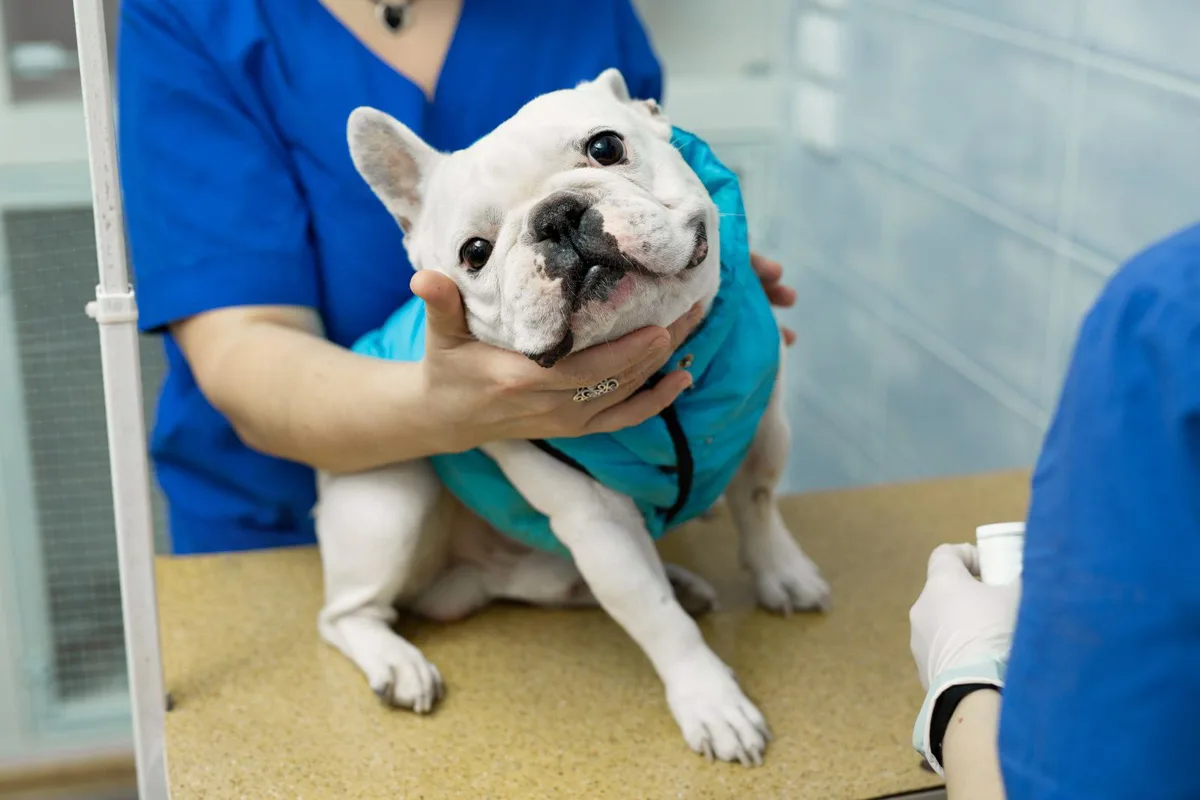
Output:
[975, 522, 1025, 586]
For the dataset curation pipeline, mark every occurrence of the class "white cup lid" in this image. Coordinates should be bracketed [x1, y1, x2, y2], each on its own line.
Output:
[976, 521, 1025, 540]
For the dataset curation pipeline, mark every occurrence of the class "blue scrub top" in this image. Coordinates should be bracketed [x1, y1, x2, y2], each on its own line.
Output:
[1000, 223, 1200, 797]
[116, 0, 662, 554]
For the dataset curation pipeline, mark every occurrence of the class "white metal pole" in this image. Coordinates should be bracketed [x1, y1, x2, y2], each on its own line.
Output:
[71, 1, 170, 798]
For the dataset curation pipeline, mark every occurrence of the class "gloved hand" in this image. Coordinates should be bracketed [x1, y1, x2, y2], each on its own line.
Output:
[910, 543, 1020, 774]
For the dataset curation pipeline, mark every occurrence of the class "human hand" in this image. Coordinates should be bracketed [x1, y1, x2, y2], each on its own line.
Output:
[910, 544, 1019, 690]
[749, 251, 797, 346]
[413, 271, 703, 451]
[910, 543, 1017, 774]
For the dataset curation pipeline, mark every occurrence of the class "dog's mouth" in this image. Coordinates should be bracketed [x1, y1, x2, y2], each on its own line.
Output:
[525, 217, 708, 369]
[529, 331, 575, 369]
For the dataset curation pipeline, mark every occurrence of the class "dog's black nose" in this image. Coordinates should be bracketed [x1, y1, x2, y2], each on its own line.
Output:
[531, 192, 592, 243]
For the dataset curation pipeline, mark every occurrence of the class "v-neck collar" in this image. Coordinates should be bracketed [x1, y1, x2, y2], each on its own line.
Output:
[314, 0, 471, 108]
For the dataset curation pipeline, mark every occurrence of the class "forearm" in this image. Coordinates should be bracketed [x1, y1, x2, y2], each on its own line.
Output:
[176, 311, 448, 473]
[943, 689, 1006, 800]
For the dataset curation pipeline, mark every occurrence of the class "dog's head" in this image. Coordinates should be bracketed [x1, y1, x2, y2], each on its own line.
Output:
[349, 68, 720, 367]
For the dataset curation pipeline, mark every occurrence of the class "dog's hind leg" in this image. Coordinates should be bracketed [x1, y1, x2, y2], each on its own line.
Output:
[727, 347, 830, 614]
[315, 461, 449, 713]
[414, 549, 591, 620]
[414, 526, 716, 619]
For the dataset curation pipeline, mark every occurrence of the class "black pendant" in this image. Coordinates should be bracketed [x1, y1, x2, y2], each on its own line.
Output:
[377, 1, 411, 33]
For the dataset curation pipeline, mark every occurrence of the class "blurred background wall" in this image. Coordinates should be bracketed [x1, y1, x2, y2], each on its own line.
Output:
[0, 0, 1197, 789]
[774, 0, 1200, 491]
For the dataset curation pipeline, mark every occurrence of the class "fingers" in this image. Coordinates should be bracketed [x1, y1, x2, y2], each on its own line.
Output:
[749, 251, 782, 283]
[765, 284, 797, 308]
[570, 332, 690, 415]
[782, 326, 797, 347]
[593, 302, 702, 403]
[750, 252, 797, 308]
[547, 328, 670, 388]
[926, 543, 981, 582]
[584, 370, 693, 434]
[411, 271, 471, 345]
[664, 303, 706, 349]
[548, 303, 703, 389]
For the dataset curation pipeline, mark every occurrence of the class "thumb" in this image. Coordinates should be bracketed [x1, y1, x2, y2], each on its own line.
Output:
[411, 270, 471, 346]
[926, 543, 980, 582]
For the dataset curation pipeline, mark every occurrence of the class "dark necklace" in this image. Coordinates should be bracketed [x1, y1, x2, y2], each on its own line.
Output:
[371, 0, 416, 33]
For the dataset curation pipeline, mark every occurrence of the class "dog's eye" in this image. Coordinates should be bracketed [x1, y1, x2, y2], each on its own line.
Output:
[586, 132, 626, 167]
[459, 238, 493, 270]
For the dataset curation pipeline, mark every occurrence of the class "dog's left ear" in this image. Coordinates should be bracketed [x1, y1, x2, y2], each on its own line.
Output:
[587, 68, 672, 137]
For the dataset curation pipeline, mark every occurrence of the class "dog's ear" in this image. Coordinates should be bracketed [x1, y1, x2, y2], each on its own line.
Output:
[590, 67, 632, 102]
[633, 95, 672, 138]
[587, 68, 672, 137]
[348, 107, 442, 233]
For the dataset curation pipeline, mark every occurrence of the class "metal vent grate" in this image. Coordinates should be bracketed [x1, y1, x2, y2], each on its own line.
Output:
[4, 207, 166, 708]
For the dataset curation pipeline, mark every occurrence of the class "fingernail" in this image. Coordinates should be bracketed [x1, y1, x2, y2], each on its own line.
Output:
[649, 332, 671, 351]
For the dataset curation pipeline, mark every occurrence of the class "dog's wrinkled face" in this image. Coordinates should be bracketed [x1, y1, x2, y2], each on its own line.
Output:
[349, 69, 720, 367]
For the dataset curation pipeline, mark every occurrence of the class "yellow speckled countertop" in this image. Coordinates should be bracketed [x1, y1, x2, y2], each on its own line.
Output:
[157, 471, 1029, 799]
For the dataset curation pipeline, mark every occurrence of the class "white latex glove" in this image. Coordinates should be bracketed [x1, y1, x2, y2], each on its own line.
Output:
[910, 543, 1020, 774]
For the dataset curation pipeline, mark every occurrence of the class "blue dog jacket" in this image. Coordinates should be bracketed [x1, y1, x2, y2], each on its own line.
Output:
[353, 127, 780, 555]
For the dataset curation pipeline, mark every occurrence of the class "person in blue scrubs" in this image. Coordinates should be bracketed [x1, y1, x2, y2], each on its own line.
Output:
[909, 222, 1200, 798]
[116, 0, 798, 555]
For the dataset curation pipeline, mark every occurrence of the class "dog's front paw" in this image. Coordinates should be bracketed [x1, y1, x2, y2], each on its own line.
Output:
[362, 636, 445, 714]
[667, 663, 771, 766]
[753, 538, 831, 615]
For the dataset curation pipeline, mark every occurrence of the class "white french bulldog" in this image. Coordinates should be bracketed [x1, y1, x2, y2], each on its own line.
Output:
[315, 68, 829, 766]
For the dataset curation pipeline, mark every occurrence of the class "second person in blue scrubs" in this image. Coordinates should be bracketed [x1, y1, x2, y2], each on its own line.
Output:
[117, 0, 798, 555]
[909, 222, 1200, 798]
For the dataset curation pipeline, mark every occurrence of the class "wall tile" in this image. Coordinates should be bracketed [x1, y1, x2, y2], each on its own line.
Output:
[884, 183, 1054, 402]
[1082, 0, 1200, 83]
[888, 17, 1073, 226]
[633, 0, 790, 77]
[781, 263, 885, 441]
[793, 153, 894, 284]
[782, 394, 882, 493]
[926, 0, 1078, 38]
[1073, 71, 1200, 262]
[775, 2, 1195, 488]
[879, 329, 1043, 477]
[841, 3, 904, 152]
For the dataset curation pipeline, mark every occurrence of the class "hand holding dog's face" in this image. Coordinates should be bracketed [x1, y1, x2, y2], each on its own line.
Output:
[407, 267, 703, 450]
[349, 69, 720, 367]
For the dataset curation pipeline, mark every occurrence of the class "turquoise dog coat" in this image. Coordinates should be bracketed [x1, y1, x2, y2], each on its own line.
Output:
[353, 127, 780, 555]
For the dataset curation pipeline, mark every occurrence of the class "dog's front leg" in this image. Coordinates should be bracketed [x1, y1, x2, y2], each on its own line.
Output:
[481, 440, 770, 766]
[728, 348, 831, 613]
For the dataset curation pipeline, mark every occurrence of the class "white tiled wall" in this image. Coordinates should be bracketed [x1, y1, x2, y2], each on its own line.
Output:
[778, 0, 1200, 492]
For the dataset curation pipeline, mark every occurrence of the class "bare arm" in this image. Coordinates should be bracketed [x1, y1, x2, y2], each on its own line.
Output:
[172, 305, 434, 474]
[172, 272, 703, 474]
[943, 689, 1006, 800]
[171, 248, 803, 475]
